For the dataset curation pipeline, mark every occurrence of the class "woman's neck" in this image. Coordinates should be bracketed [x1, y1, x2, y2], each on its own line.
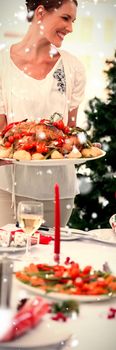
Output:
[12, 24, 59, 63]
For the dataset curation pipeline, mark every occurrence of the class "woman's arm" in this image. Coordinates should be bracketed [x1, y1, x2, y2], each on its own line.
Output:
[68, 108, 78, 128]
[0, 114, 10, 166]
[0, 114, 7, 131]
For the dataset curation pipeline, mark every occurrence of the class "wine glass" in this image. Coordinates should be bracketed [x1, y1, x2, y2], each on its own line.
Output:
[17, 201, 44, 259]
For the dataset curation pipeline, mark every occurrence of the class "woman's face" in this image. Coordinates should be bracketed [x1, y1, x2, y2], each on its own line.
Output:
[37, 1, 77, 47]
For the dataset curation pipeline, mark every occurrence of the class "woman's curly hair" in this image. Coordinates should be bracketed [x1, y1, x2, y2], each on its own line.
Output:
[25, 0, 78, 22]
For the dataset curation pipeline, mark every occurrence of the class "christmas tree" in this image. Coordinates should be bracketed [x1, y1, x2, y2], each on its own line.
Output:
[68, 51, 116, 230]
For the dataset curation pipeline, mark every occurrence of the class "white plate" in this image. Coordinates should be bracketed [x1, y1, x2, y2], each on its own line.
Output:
[0, 245, 26, 253]
[88, 228, 116, 245]
[0, 239, 38, 254]
[0, 151, 105, 166]
[40, 228, 85, 241]
[0, 314, 71, 349]
[16, 278, 115, 303]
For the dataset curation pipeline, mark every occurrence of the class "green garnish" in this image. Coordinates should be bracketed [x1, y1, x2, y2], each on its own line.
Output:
[51, 300, 79, 315]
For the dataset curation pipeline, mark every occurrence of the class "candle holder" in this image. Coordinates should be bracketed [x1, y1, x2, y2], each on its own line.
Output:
[54, 252, 60, 265]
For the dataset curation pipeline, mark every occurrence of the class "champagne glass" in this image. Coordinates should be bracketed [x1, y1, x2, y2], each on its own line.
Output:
[17, 201, 44, 259]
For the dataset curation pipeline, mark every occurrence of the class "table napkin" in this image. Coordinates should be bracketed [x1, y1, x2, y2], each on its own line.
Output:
[11, 229, 53, 245]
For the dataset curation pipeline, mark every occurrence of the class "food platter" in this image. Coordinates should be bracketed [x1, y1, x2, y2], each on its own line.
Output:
[16, 279, 115, 303]
[15, 260, 116, 304]
[0, 151, 106, 166]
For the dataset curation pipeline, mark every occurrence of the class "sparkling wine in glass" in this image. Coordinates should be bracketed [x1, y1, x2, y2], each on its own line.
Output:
[17, 201, 43, 258]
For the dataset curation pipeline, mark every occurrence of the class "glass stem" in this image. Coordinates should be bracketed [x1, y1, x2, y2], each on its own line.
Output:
[26, 235, 31, 255]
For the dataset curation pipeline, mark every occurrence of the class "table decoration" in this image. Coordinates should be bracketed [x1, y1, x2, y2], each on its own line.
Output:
[107, 307, 116, 319]
[50, 299, 79, 321]
[0, 226, 53, 257]
[54, 183, 60, 264]
[0, 228, 26, 249]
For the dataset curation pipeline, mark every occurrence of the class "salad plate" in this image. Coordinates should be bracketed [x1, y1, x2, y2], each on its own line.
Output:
[16, 279, 114, 303]
[0, 151, 106, 166]
[15, 262, 116, 304]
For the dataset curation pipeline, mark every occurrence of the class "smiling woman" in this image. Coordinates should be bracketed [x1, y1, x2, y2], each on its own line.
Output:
[0, 0, 86, 227]
[25, 0, 78, 50]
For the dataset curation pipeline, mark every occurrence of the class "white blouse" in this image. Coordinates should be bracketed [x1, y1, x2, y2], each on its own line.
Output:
[0, 47, 86, 200]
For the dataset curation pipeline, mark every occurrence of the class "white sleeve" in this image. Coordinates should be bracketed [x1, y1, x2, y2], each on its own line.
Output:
[0, 51, 6, 115]
[69, 58, 86, 111]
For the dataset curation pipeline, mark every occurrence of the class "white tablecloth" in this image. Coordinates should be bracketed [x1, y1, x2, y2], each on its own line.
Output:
[9, 238, 116, 350]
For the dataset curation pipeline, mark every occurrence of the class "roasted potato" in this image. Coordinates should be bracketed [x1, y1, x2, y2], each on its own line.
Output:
[67, 149, 82, 158]
[81, 146, 103, 158]
[0, 146, 12, 158]
[13, 150, 31, 160]
[51, 150, 64, 159]
[31, 153, 45, 160]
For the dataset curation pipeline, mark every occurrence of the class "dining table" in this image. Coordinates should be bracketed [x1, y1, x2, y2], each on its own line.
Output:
[0, 227, 115, 350]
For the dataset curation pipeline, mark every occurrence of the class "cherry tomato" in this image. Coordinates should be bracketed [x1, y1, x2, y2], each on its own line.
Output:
[74, 278, 84, 289]
[36, 143, 48, 154]
[55, 137, 65, 147]
[13, 133, 21, 140]
[8, 135, 15, 143]
[64, 126, 70, 134]
[53, 120, 65, 131]
[22, 142, 36, 151]
[5, 141, 11, 148]
[68, 263, 80, 279]
[82, 266, 92, 275]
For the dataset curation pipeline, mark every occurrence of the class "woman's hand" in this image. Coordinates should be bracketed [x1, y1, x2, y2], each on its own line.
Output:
[0, 159, 13, 166]
[0, 114, 7, 131]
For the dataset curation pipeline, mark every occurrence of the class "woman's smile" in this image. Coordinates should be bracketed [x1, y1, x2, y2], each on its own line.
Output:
[56, 31, 66, 41]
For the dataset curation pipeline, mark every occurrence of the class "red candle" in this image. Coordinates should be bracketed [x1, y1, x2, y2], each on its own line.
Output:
[54, 183, 60, 264]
